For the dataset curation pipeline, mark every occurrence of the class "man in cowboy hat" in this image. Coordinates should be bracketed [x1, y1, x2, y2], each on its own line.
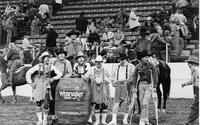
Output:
[131, 50, 158, 125]
[73, 51, 90, 78]
[48, 48, 72, 124]
[108, 53, 135, 125]
[181, 54, 199, 125]
[83, 55, 110, 125]
[45, 23, 58, 56]
[65, 29, 83, 60]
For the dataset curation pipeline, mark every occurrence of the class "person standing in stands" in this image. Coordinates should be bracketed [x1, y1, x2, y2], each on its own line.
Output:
[6, 14, 14, 45]
[75, 12, 88, 35]
[181, 55, 199, 125]
[45, 24, 58, 56]
[128, 8, 141, 33]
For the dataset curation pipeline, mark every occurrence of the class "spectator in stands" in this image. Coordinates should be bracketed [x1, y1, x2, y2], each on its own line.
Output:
[65, 30, 83, 60]
[143, 17, 154, 34]
[28, 4, 39, 23]
[45, 24, 58, 56]
[102, 27, 114, 42]
[75, 12, 88, 35]
[175, 0, 189, 15]
[86, 19, 97, 34]
[31, 15, 40, 36]
[158, 6, 170, 27]
[174, 9, 188, 39]
[190, 14, 199, 40]
[128, 8, 141, 33]
[153, 18, 163, 36]
[22, 35, 34, 64]
[0, 17, 2, 45]
[39, 2, 50, 19]
[132, 27, 151, 59]
[190, 0, 199, 16]
[113, 27, 124, 46]
[115, 8, 128, 28]
[2, 16, 7, 46]
[88, 27, 100, 52]
[6, 14, 14, 45]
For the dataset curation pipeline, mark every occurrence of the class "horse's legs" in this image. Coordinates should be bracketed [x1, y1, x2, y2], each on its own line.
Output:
[12, 86, 17, 103]
[162, 83, 168, 113]
[0, 84, 10, 103]
[156, 83, 162, 110]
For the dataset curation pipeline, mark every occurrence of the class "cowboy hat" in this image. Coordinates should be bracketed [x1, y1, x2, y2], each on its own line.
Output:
[146, 16, 152, 21]
[46, 24, 53, 29]
[95, 55, 103, 62]
[56, 48, 67, 56]
[118, 52, 128, 61]
[185, 55, 199, 65]
[67, 29, 80, 37]
[75, 51, 86, 60]
[137, 50, 151, 60]
[39, 52, 50, 62]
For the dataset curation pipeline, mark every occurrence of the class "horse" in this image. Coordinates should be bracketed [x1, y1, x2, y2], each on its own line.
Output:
[130, 56, 171, 114]
[0, 56, 32, 103]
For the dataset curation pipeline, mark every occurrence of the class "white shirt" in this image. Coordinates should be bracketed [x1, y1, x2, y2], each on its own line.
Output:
[26, 63, 62, 84]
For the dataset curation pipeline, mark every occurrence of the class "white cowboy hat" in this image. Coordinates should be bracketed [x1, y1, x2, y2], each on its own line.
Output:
[75, 51, 86, 60]
[95, 55, 103, 62]
[146, 16, 152, 21]
[46, 24, 53, 29]
[39, 52, 50, 62]
[185, 55, 199, 65]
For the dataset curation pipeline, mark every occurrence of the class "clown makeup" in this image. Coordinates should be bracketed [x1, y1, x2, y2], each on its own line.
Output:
[141, 56, 149, 63]
[58, 53, 65, 60]
[77, 57, 85, 64]
[95, 62, 102, 69]
[43, 56, 50, 64]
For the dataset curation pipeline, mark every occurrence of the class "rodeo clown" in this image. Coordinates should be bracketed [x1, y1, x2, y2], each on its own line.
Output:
[82, 55, 110, 125]
[73, 51, 91, 78]
[132, 50, 158, 125]
[108, 53, 136, 125]
[49, 48, 72, 124]
[26, 52, 62, 125]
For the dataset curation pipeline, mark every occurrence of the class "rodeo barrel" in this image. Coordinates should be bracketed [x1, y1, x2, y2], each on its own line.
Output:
[55, 78, 92, 125]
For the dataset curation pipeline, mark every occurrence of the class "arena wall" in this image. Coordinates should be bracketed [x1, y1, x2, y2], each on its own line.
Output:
[0, 63, 194, 99]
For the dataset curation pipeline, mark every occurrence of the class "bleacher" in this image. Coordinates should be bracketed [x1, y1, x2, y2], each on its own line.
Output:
[0, 0, 198, 62]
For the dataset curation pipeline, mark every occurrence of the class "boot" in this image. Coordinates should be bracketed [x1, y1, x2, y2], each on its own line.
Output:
[101, 113, 107, 125]
[94, 113, 100, 125]
[42, 113, 48, 125]
[123, 113, 129, 125]
[108, 113, 117, 125]
[36, 112, 43, 125]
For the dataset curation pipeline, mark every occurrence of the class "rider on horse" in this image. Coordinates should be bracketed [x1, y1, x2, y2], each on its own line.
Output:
[132, 50, 158, 125]
[6, 45, 23, 85]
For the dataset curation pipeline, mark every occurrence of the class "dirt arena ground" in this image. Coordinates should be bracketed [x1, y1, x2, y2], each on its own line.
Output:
[0, 96, 198, 125]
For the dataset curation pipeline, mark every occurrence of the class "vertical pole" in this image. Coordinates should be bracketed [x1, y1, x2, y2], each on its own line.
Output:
[166, 44, 169, 63]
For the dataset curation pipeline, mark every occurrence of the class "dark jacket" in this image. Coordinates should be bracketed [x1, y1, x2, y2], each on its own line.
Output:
[88, 32, 100, 45]
[46, 29, 58, 47]
[75, 16, 88, 32]
[132, 61, 158, 88]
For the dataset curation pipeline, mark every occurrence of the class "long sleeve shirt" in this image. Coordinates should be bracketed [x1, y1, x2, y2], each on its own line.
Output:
[26, 63, 62, 84]
[83, 66, 110, 84]
[22, 38, 34, 50]
[112, 62, 135, 82]
[132, 62, 158, 88]
[52, 58, 72, 78]
[186, 66, 199, 87]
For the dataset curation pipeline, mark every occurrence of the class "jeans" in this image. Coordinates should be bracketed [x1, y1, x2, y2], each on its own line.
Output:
[188, 86, 199, 124]
[139, 81, 152, 123]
